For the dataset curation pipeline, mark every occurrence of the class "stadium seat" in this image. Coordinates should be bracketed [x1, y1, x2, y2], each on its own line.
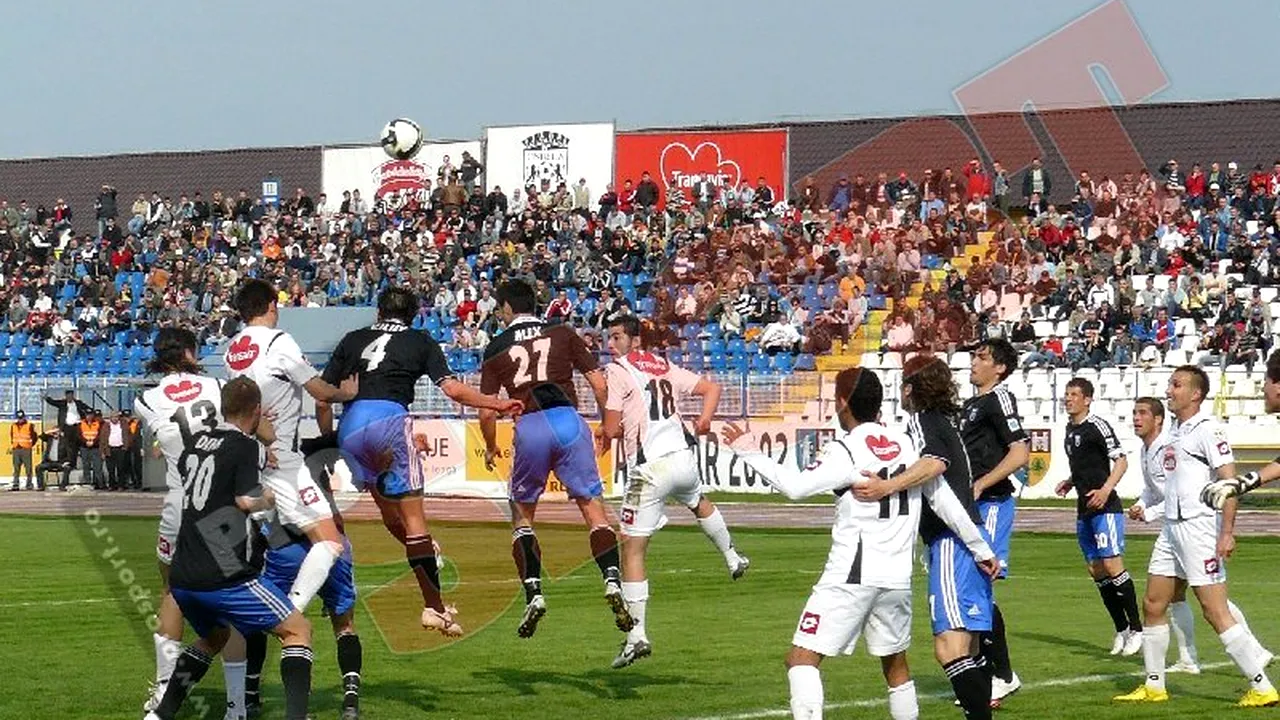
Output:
[860, 353, 882, 369]
[667, 349, 684, 366]
[948, 352, 971, 370]
[774, 353, 795, 375]
[728, 338, 746, 356]
[685, 352, 704, 372]
[707, 338, 727, 356]
[1163, 349, 1190, 367]
[749, 354, 771, 373]
[795, 354, 816, 371]
[708, 353, 727, 372]
[1033, 321, 1053, 338]
[881, 352, 902, 369]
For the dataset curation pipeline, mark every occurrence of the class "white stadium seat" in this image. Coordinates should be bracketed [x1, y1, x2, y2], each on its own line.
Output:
[949, 352, 972, 369]
[1164, 349, 1190, 367]
[1153, 275, 1172, 291]
[1034, 321, 1054, 338]
[861, 353, 881, 369]
[882, 352, 902, 369]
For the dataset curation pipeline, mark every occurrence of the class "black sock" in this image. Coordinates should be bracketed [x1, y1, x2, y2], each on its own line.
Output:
[588, 525, 621, 579]
[1095, 576, 1128, 632]
[1111, 571, 1143, 632]
[244, 631, 268, 706]
[155, 645, 213, 719]
[405, 533, 444, 611]
[512, 526, 543, 602]
[944, 656, 993, 720]
[337, 633, 362, 711]
[280, 645, 313, 720]
[981, 604, 1014, 683]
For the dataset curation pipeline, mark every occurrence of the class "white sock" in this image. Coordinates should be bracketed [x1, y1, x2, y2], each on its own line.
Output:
[1229, 600, 1251, 635]
[887, 680, 918, 720]
[1169, 601, 1198, 665]
[787, 665, 824, 720]
[1221, 624, 1274, 692]
[622, 580, 649, 644]
[289, 541, 340, 611]
[223, 660, 246, 717]
[697, 509, 741, 568]
[154, 632, 181, 685]
[1142, 624, 1169, 691]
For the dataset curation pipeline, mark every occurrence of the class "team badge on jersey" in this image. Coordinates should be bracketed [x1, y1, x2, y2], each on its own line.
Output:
[865, 434, 901, 461]
[798, 611, 821, 635]
[226, 335, 260, 371]
[1163, 446, 1177, 472]
[164, 380, 203, 403]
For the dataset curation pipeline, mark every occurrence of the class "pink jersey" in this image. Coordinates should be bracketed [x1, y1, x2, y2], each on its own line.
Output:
[604, 351, 702, 466]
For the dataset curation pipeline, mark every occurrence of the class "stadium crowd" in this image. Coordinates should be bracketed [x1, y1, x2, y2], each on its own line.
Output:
[1, 152, 1279, 375]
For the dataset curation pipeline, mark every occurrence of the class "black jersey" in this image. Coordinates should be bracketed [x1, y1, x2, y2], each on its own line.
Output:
[480, 316, 598, 413]
[322, 321, 455, 408]
[959, 385, 1029, 500]
[168, 426, 264, 591]
[1064, 413, 1125, 518]
[910, 409, 981, 545]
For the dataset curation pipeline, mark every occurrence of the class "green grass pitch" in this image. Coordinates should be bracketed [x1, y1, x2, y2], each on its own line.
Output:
[2, 513, 1279, 719]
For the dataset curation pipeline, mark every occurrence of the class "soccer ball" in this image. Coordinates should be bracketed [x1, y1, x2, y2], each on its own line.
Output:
[380, 118, 424, 160]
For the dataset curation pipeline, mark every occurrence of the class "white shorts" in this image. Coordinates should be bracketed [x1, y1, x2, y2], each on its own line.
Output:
[1148, 515, 1226, 587]
[619, 447, 703, 537]
[260, 454, 332, 530]
[156, 487, 182, 564]
[792, 584, 913, 658]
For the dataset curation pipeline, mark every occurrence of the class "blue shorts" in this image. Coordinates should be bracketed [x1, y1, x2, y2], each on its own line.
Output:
[262, 539, 357, 617]
[1077, 512, 1125, 562]
[976, 495, 1016, 578]
[171, 577, 294, 638]
[338, 399, 419, 498]
[510, 406, 602, 504]
[927, 531, 994, 635]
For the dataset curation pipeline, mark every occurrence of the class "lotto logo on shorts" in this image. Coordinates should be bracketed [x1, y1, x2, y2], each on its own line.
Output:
[621, 508, 635, 525]
[157, 536, 171, 556]
[299, 487, 321, 506]
[1204, 558, 1221, 575]
[798, 611, 821, 635]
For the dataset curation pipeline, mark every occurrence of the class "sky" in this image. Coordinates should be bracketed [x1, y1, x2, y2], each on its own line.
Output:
[2, 0, 1278, 159]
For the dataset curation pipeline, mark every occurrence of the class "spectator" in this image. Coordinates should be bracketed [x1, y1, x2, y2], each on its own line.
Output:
[102, 411, 131, 491]
[77, 408, 105, 489]
[1022, 157, 1052, 201]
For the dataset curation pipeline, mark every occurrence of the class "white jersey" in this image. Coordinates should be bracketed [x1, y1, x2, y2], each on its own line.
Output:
[1138, 429, 1171, 521]
[1164, 410, 1235, 521]
[603, 351, 702, 467]
[224, 324, 318, 461]
[134, 372, 224, 491]
[734, 422, 992, 590]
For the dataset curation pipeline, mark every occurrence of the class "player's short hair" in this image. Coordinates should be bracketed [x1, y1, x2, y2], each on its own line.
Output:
[1065, 377, 1094, 398]
[902, 355, 960, 415]
[1174, 364, 1210, 401]
[978, 338, 1018, 382]
[834, 368, 883, 423]
[1135, 396, 1165, 419]
[496, 279, 537, 315]
[221, 376, 261, 419]
[1268, 349, 1280, 384]
[234, 279, 278, 323]
[148, 327, 201, 375]
[608, 315, 642, 339]
[377, 286, 418, 324]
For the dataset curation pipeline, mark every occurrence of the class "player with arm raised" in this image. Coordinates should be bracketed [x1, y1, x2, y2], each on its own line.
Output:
[1117, 366, 1276, 707]
[225, 279, 357, 615]
[134, 327, 250, 719]
[479, 279, 631, 639]
[1204, 349, 1280, 506]
[598, 315, 749, 669]
[145, 377, 314, 720]
[960, 338, 1028, 701]
[724, 368, 998, 720]
[315, 286, 521, 636]
[852, 356, 999, 718]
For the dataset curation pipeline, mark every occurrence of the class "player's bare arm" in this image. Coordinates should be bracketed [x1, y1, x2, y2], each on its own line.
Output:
[1202, 459, 1280, 508]
[315, 401, 334, 436]
[721, 422, 852, 500]
[691, 377, 721, 436]
[850, 456, 947, 502]
[235, 487, 276, 515]
[586, 367, 609, 446]
[921, 478, 1000, 578]
[973, 440, 1029, 499]
[1216, 460, 1239, 559]
[479, 408, 500, 470]
[303, 374, 358, 404]
[439, 377, 523, 415]
[1086, 455, 1127, 510]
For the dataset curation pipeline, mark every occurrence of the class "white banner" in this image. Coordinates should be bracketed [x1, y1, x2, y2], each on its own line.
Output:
[483, 122, 615, 208]
[321, 141, 483, 204]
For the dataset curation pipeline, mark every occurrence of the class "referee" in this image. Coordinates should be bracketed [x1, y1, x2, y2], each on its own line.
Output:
[961, 338, 1028, 700]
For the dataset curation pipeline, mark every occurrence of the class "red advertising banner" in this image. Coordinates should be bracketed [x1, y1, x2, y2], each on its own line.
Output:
[614, 129, 788, 209]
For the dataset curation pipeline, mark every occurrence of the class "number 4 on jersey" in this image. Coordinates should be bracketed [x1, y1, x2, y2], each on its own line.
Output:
[361, 333, 392, 371]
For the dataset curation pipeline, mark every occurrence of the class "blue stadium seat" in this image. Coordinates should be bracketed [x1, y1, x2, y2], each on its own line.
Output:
[727, 338, 746, 355]
[617, 273, 635, 289]
[91, 344, 109, 361]
[109, 345, 127, 362]
[424, 315, 441, 333]
[708, 353, 728, 371]
[749, 353, 772, 373]
[686, 339, 703, 357]
[685, 352, 704, 372]
[566, 287, 579, 303]
[774, 353, 795, 375]
[730, 354, 750, 373]
[796, 353, 816, 371]
[682, 324, 699, 340]
[707, 338, 726, 356]
[10, 332, 27, 348]
[638, 297, 656, 316]
[704, 322, 722, 338]
[868, 294, 887, 310]
[635, 271, 651, 286]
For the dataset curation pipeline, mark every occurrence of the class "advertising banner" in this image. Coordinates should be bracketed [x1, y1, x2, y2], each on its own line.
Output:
[321, 141, 482, 204]
[483, 122, 615, 206]
[614, 129, 788, 209]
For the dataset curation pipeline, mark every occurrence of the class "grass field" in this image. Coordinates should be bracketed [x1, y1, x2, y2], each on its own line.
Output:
[4, 513, 1280, 719]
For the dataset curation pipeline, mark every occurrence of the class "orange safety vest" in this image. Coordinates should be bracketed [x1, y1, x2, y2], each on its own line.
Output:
[128, 418, 139, 435]
[10, 422, 34, 449]
[80, 419, 101, 445]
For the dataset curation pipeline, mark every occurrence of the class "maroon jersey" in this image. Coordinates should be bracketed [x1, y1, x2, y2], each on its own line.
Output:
[480, 317, 598, 413]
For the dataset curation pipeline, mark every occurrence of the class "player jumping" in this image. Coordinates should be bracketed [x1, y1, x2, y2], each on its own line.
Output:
[479, 279, 632, 638]
[599, 315, 750, 669]
[317, 286, 521, 636]
[225, 279, 358, 615]
[134, 327, 249, 719]
[145, 377, 314, 720]
[960, 338, 1027, 701]
[1117, 366, 1276, 707]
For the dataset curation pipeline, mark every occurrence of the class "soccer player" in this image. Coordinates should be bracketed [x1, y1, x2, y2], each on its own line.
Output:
[225, 279, 358, 614]
[134, 327, 249, 718]
[1128, 395, 1265, 676]
[316, 286, 521, 635]
[1204, 348, 1280, 504]
[478, 279, 631, 638]
[960, 338, 1027, 700]
[853, 355, 1000, 719]
[145, 377, 314, 720]
[599, 315, 750, 669]
[1117, 366, 1277, 707]
[1054, 377, 1142, 655]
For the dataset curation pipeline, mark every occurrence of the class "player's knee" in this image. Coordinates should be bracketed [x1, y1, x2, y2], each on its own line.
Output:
[785, 646, 817, 669]
[276, 613, 313, 646]
[331, 615, 356, 636]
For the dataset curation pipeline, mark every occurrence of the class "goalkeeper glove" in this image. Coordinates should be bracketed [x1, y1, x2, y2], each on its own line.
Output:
[1200, 471, 1261, 510]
